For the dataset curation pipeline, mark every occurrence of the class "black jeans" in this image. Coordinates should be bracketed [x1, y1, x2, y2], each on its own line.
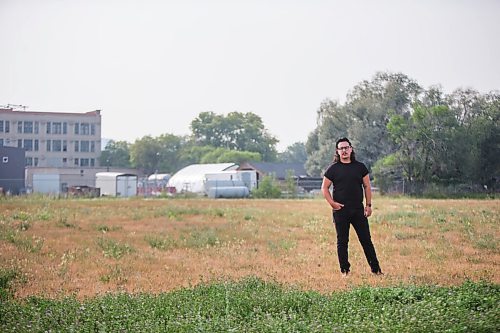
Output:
[332, 207, 380, 273]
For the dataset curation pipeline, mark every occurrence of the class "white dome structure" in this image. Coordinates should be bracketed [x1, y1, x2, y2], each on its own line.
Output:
[166, 163, 238, 194]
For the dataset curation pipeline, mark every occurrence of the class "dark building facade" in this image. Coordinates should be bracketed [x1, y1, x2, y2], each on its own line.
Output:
[0, 146, 25, 194]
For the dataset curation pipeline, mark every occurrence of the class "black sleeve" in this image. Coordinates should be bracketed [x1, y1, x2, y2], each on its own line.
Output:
[360, 162, 369, 178]
[323, 163, 335, 181]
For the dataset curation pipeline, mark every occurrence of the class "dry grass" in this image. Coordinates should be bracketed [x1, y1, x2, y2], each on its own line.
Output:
[1, 195, 498, 299]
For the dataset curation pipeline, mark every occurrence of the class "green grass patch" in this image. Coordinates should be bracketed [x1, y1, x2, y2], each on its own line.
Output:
[56, 215, 77, 228]
[0, 268, 18, 301]
[268, 239, 297, 255]
[0, 225, 44, 253]
[36, 207, 52, 221]
[145, 234, 178, 251]
[145, 228, 226, 251]
[182, 228, 222, 248]
[99, 265, 128, 284]
[473, 234, 498, 251]
[393, 231, 425, 240]
[0, 278, 498, 332]
[96, 237, 134, 259]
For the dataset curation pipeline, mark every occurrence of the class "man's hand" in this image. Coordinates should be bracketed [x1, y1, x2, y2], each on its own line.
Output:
[331, 202, 344, 211]
[364, 205, 372, 217]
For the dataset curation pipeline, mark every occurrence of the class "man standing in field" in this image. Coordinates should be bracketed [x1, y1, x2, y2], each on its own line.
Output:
[321, 137, 382, 277]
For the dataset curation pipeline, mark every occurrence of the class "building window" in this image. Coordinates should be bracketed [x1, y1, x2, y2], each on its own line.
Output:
[63, 140, 67, 152]
[91, 124, 96, 135]
[53, 122, 62, 134]
[24, 139, 33, 151]
[63, 158, 67, 164]
[80, 158, 90, 167]
[46, 122, 51, 134]
[34, 140, 39, 151]
[52, 140, 62, 152]
[47, 140, 51, 152]
[80, 141, 90, 152]
[81, 123, 90, 135]
[34, 157, 38, 166]
[0, 121, 10, 133]
[91, 141, 95, 152]
[74, 141, 79, 152]
[74, 123, 79, 135]
[90, 158, 95, 167]
[0, 139, 3, 146]
[34, 122, 39, 134]
[18, 139, 22, 148]
[74, 158, 79, 166]
[23, 121, 33, 134]
[18, 121, 22, 133]
[63, 122, 67, 134]
[26, 157, 33, 166]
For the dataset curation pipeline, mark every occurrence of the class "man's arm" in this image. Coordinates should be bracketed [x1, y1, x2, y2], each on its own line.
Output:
[321, 177, 344, 210]
[362, 174, 372, 217]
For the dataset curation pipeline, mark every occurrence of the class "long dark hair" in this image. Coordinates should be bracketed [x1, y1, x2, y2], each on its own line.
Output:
[333, 137, 356, 163]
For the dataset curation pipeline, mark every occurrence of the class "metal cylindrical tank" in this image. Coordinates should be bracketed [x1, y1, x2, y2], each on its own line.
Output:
[207, 186, 249, 198]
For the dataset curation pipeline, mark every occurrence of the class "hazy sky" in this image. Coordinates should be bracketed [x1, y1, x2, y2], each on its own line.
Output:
[1, 0, 499, 151]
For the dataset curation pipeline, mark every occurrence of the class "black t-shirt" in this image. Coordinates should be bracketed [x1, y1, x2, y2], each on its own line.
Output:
[323, 160, 369, 208]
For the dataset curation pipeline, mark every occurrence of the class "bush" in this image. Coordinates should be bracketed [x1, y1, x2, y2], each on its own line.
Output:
[251, 175, 281, 198]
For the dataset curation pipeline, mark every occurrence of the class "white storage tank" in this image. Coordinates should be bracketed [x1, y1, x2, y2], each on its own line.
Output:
[205, 170, 257, 191]
[207, 186, 249, 198]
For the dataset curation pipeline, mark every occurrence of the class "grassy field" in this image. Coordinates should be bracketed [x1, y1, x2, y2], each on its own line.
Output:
[1, 195, 499, 331]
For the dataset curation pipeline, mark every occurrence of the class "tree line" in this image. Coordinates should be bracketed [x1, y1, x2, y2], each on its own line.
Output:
[100, 111, 307, 174]
[101, 72, 499, 195]
[305, 72, 499, 195]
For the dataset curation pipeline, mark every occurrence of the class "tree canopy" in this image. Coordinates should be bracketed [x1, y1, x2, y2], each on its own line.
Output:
[190, 111, 278, 161]
[99, 140, 131, 168]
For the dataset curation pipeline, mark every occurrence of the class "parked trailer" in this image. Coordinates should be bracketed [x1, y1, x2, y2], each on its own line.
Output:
[95, 172, 137, 197]
[32, 174, 60, 194]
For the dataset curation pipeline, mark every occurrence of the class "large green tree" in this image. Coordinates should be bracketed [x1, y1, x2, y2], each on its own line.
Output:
[200, 147, 261, 164]
[305, 99, 350, 176]
[380, 88, 499, 194]
[99, 140, 131, 168]
[447, 89, 500, 187]
[278, 142, 307, 164]
[130, 134, 183, 174]
[305, 72, 421, 176]
[385, 104, 461, 194]
[343, 72, 422, 169]
[190, 111, 278, 161]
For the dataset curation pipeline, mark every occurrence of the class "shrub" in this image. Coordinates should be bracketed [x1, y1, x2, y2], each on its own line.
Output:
[252, 175, 281, 198]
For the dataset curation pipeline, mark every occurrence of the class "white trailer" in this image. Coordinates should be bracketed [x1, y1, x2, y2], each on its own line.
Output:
[95, 172, 137, 197]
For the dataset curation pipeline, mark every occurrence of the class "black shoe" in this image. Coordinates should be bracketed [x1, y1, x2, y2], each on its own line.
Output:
[372, 269, 383, 275]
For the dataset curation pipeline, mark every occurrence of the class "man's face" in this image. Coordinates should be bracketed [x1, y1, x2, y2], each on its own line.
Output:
[337, 142, 352, 159]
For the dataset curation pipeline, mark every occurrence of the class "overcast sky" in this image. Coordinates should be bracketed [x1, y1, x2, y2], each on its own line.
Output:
[1, 0, 499, 151]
